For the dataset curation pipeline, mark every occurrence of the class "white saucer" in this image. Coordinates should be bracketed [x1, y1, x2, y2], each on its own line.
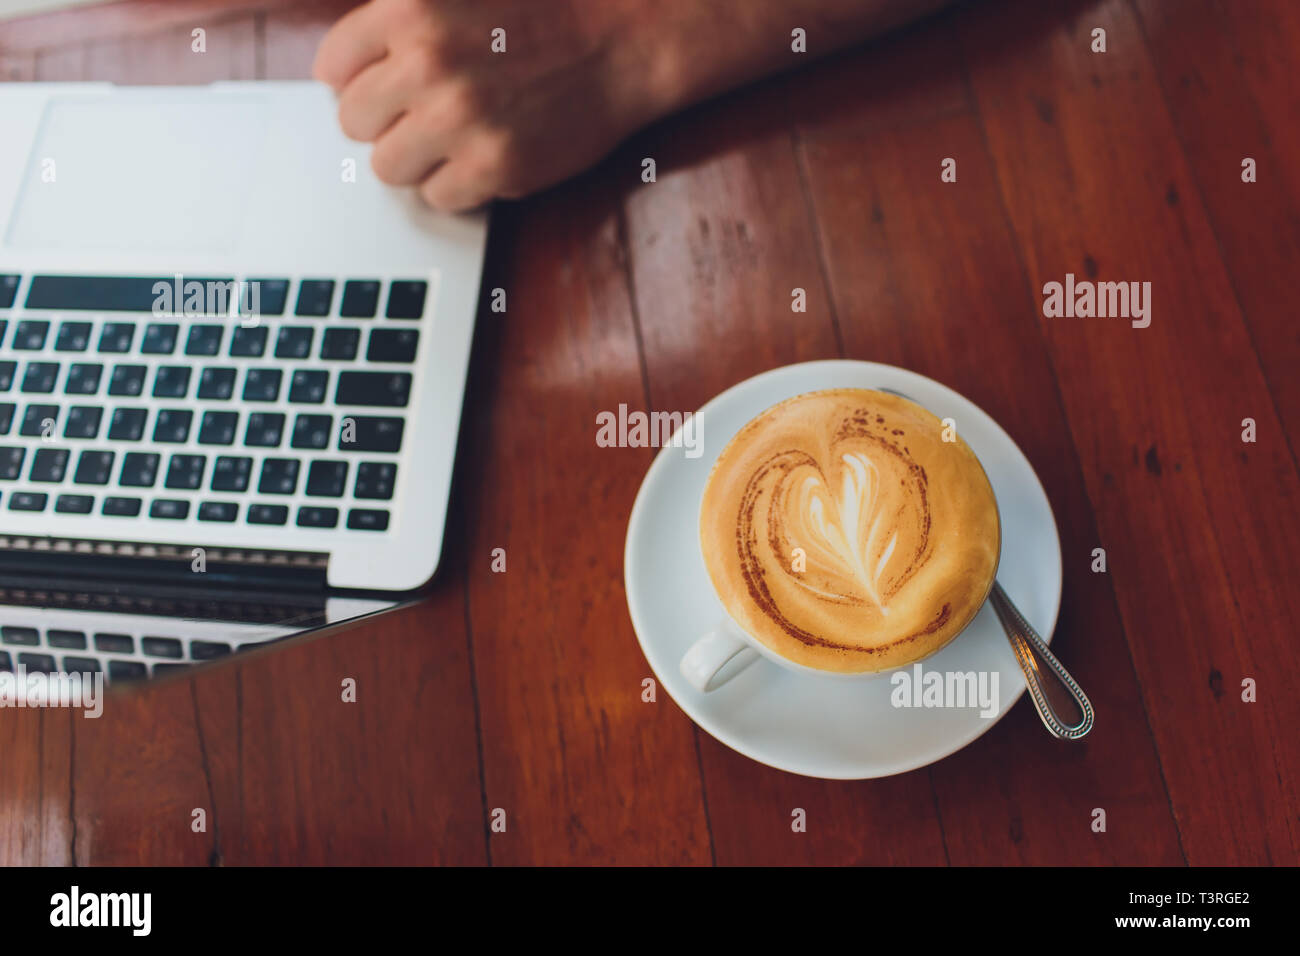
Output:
[624, 360, 1062, 779]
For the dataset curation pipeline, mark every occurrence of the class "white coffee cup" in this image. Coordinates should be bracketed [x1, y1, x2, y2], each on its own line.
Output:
[680, 615, 890, 692]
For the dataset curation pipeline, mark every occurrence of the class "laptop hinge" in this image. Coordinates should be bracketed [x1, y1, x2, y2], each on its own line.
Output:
[0, 535, 328, 592]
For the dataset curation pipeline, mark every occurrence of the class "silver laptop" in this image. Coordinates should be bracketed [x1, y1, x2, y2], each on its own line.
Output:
[0, 81, 488, 682]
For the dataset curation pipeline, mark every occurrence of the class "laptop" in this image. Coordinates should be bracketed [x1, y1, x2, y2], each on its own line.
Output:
[0, 81, 488, 685]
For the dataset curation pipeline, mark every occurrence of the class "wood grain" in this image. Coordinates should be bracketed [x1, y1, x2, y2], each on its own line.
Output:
[1132, 0, 1300, 453]
[959, 0, 1300, 864]
[619, 72, 950, 866]
[794, 14, 1184, 865]
[0, 0, 1295, 865]
[461, 186, 712, 865]
[0, 710, 72, 865]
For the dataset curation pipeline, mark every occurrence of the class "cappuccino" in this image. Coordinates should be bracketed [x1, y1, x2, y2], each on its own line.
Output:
[699, 389, 1000, 674]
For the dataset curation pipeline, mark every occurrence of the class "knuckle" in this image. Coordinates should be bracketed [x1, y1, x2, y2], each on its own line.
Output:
[397, 42, 443, 89]
[369, 141, 402, 184]
[336, 99, 368, 141]
[418, 179, 452, 212]
[439, 80, 487, 130]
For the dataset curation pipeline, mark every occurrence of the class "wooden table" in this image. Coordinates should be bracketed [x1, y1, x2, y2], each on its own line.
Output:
[1, 0, 1296, 866]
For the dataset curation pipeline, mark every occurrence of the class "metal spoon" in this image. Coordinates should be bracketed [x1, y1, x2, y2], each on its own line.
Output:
[877, 386, 1094, 740]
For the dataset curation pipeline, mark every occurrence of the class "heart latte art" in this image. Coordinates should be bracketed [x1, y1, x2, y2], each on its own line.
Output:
[700, 389, 1001, 674]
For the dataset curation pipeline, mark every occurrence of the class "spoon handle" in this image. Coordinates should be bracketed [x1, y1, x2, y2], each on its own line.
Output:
[990, 582, 1094, 740]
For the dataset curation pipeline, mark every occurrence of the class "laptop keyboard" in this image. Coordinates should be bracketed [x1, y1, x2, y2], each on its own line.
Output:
[1, 620, 295, 683]
[0, 274, 426, 532]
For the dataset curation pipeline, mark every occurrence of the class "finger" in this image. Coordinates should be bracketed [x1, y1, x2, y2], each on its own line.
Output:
[337, 56, 405, 141]
[313, 1, 391, 91]
[370, 105, 464, 185]
[337, 44, 452, 143]
[417, 152, 498, 212]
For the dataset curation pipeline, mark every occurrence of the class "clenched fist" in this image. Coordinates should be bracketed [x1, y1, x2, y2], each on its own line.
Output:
[313, 0, 668, 211]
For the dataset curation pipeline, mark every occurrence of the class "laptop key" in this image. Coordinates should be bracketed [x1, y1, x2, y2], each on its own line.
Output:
[13, 320, 50, 350]
[141, 323, 179, 354]
[120, 452, 160, 487]
[30, 448, 69, 482]
[289, 369, 329, 403]
[152, 365, 191, 398]
[108, 407, 147, 441]
[20, 405, 58, 437]
[191, 641, 231, 660]
[48, 630, 87, 650]
[102, 496, 142, 516]
[297, 505, 339, 528]
[244, 412, 285, 447]
[142, 636, 183, 658]
[198, 411, 239, 445]
[340, 280, 380, 318]
[18, 652, 56, 673]
[258, 458, 299, 495]
[248, 503, 289, 525]
[108, 364, 147, 396]
[152, 409, 193, 443]
[275, 326, 314, 359]
[63, 656, 101, 675]
[0, 275, 17, 309]
[0, 404, 13, 434]
[25, 275, 229, 313]
[95, 633, 134, 653]
[291, 414, 332, 450]
[9, 492, 47, 512]
[63, 405, 101, 439]
[65, 363, 103, 394]
[320, 327, 361, 360]
[242, 368, 282, 402]
[385, 280, 428, 319]
[98, 323, 136, 353]
[211, 456, 252, 492]
[55, 321, 92, 352]
[150, 499, 190, 520]
[0, 362, 14, 390]
[295, 279, 335, 317]
[305, 460, 348, 497]
[165, 454, 206, 490]
[243, 279, 289, 316]
[229, 326, 268, 357]
[347, 508, 390, 531]
[73, 450, 115, 485]
[1, 626, 39, 645]
[108, 660, 148, 681]
[339, 416, 404, 452]
[198, 367, 237, 400]
[185, 324, 224, 356]
[198, 501, 238, 522]
[21, 362, 60, 393]
[0, 447, 26, 479]
[335, 371, 411, 407]
[355, 462, 397, 500]
[366, 328, 419, 363]
[56, 494, 95, 514]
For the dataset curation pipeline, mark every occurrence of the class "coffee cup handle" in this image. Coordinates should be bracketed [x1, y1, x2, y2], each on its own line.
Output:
[680, 620, 762, 692]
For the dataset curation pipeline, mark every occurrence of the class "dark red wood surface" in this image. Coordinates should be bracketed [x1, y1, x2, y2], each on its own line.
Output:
[0, 0, 1295, 866]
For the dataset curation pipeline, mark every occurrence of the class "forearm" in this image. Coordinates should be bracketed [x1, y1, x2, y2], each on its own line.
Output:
[630, 0, 955, 116]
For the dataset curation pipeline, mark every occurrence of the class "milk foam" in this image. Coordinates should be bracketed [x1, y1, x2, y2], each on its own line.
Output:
[700, 389, 1001, 674]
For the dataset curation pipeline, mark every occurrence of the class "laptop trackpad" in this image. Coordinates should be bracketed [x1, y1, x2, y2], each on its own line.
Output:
[6, 94, 269, 254]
